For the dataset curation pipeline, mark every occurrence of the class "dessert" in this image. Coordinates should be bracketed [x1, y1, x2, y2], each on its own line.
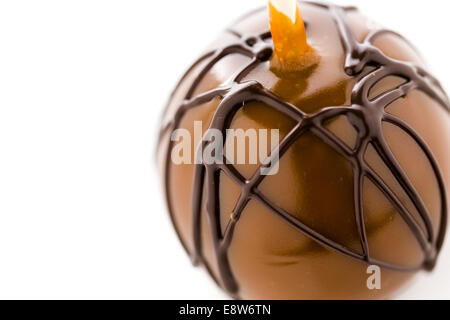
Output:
[157, 0, 450, 299]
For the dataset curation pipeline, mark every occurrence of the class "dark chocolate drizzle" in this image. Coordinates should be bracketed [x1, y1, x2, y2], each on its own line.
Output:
[160, 1, 450, 297]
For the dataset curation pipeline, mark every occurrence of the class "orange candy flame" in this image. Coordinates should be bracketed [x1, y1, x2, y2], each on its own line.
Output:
[269, 0, 316, 71]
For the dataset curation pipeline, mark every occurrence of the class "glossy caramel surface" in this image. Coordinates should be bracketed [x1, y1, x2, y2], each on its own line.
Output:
[158, 3, 450, 299]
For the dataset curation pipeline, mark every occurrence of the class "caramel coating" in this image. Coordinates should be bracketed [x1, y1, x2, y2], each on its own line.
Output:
[158, 3, 450, 299]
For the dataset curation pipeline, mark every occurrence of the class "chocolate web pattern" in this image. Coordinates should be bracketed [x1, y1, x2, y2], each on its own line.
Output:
[160, 1, 450, 297]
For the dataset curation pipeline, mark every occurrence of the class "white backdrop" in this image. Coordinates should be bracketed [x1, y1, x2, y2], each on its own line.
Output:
[0, 0, 449, 299]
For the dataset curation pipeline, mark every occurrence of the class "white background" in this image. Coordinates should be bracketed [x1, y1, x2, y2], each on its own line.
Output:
[0, 0, 449, 299]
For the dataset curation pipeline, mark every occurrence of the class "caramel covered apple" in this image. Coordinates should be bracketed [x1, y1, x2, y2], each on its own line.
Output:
[157, 0, 450, 299]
